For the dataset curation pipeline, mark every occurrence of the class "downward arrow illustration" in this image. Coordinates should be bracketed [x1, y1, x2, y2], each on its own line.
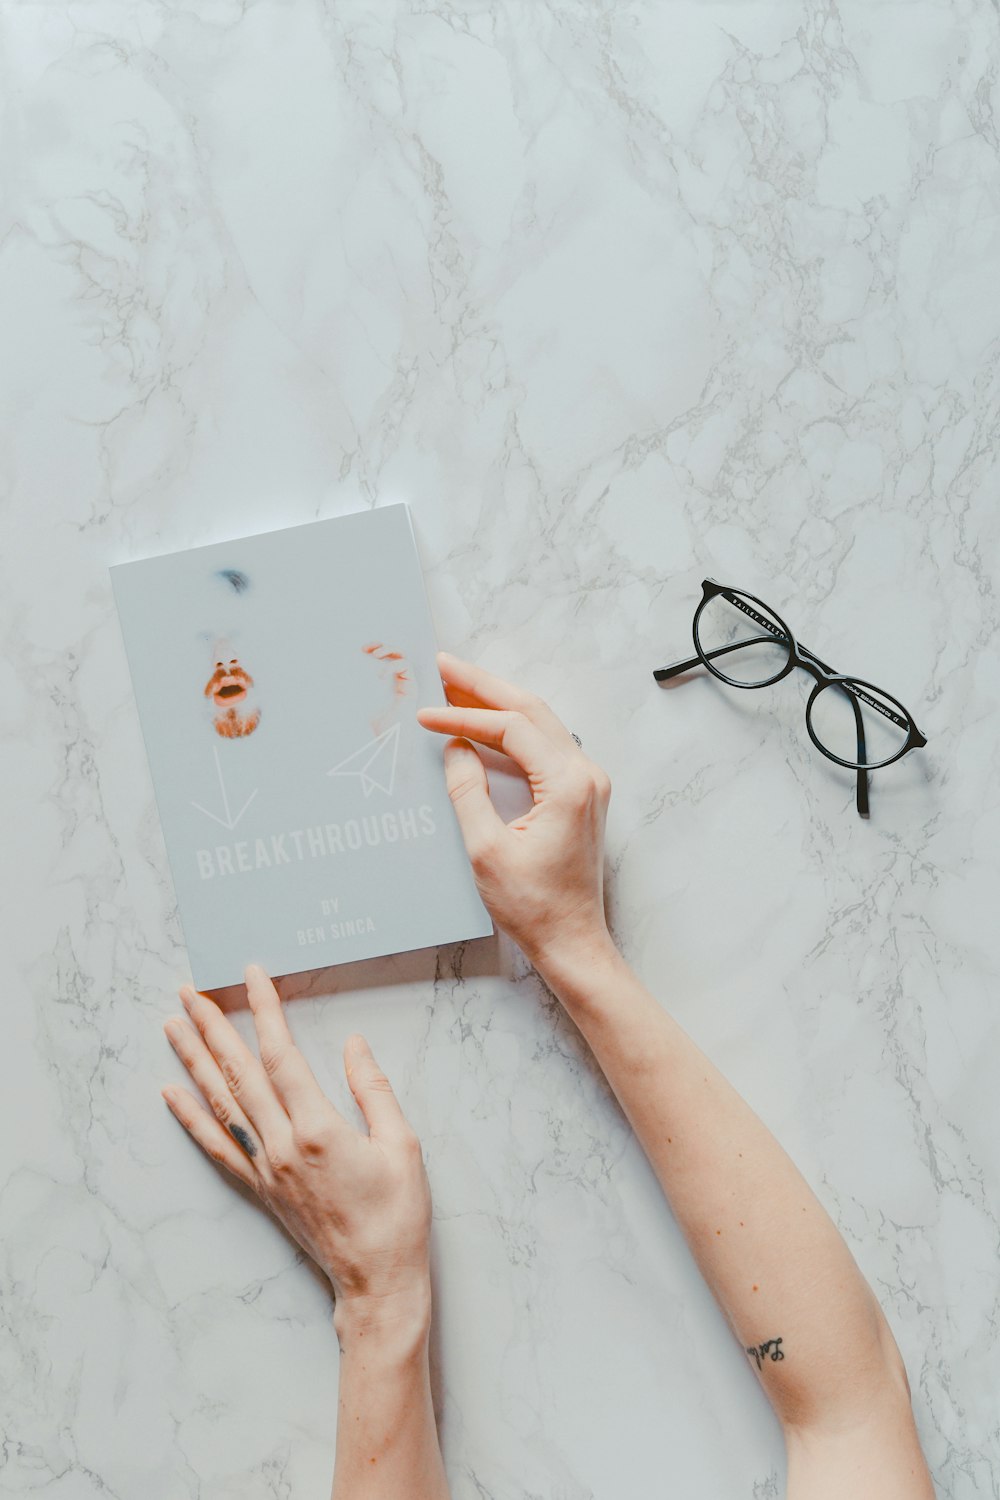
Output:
[191, 743, 259, 830]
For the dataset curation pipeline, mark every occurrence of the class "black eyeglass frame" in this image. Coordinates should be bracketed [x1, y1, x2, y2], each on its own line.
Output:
[653, 579, 928, 819]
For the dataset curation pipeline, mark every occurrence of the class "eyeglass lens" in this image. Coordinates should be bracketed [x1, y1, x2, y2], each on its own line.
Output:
[808, 680, 910, 765]
[694, 590, 791, 686]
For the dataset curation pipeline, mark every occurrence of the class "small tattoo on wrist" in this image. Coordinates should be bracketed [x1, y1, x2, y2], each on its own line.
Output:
[228, 1122, 258, 1158]
[746, 1336, 784, 1370]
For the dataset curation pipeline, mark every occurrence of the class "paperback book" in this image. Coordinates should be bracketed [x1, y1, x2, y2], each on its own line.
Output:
[110, 504, 494, 989]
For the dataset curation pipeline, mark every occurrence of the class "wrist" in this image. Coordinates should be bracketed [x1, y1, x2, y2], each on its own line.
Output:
[529, 926, 627, 1008]
[333, 1279, 432, 1357]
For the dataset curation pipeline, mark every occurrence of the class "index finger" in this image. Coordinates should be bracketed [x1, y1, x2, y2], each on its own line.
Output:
[435, 651, 581, 756]
[244, 964, 345, 1129]
[416, 703, 568, 784]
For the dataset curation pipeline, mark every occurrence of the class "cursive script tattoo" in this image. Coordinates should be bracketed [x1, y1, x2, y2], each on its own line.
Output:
[228, 1121, 258, 1158]
[746, 1337, 785, 1370]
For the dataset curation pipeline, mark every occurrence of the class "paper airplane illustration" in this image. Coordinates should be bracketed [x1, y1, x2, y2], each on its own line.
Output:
[326, 722, 400, 798]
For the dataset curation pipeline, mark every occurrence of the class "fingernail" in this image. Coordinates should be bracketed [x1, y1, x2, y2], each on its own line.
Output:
[245, 962, 264, 981]
[179, 987, 193, 1012]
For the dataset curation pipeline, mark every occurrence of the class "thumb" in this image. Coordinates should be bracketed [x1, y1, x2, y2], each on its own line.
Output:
[443, 736, 504, 861]
[344, 1034, 408, 1138]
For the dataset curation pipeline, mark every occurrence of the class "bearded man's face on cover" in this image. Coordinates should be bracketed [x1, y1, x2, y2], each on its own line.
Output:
[203, 655, 261, 738]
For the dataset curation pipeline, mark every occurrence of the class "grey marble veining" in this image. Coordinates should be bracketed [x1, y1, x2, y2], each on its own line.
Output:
[2, 3, 998, 1496]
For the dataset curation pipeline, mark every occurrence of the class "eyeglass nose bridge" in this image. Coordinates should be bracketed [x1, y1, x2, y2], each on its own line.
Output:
[791, 647, 837, 685]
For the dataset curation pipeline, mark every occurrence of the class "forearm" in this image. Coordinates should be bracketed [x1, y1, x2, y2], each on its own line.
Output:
[331, 1288, 449, 1500]
[534, 935, 912, 1432]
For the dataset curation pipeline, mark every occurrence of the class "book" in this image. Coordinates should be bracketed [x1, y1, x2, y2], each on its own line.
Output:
[110, 504, 494, 990]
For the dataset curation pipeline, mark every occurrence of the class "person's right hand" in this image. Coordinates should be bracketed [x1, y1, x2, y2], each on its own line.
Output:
[416, 651, 615, 970]
[162, 966, 432, 1337]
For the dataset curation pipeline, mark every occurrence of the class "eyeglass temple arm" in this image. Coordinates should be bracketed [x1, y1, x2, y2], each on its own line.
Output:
[652, 638, 756, 681]
[653, 637, 871, 819]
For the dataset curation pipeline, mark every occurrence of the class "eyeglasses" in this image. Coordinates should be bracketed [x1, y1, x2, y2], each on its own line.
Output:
[653, 579, 928, 819]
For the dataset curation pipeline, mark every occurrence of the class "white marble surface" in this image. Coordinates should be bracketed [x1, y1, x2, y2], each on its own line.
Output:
[2, 2, 998, 1495]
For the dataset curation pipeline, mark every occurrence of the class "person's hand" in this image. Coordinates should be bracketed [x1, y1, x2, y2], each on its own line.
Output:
[161, 965, 431, 1331]
[416, 651, 615, 970]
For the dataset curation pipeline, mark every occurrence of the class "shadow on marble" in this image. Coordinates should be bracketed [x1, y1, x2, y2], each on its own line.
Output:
[200, 931, 504, 1016]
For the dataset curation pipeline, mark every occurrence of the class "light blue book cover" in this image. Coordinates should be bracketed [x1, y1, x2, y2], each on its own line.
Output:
[110, 504, 494, 990]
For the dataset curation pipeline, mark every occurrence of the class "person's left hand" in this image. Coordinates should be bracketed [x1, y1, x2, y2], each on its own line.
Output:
[161, 964, 431, 1324]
